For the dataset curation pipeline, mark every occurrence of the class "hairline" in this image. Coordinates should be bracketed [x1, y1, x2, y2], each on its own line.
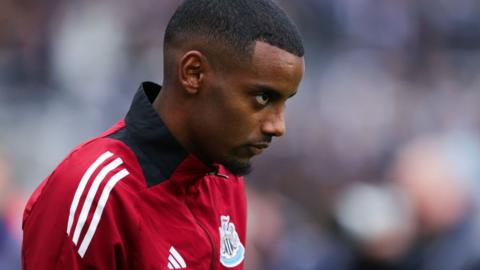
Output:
[164, 33, 303, 76]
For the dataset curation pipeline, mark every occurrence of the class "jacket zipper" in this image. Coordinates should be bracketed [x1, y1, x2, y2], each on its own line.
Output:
[184, 191, 217, 270]
[195, 217, 217, 270]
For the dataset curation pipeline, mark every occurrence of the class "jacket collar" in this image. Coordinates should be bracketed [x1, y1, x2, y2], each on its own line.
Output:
[124, 82, 212, 186]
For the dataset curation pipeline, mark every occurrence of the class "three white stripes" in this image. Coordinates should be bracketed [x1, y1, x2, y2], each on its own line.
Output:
[168, 246, 187, 269]
[67, 151, 129, 258]
[67, 151, 113, 234]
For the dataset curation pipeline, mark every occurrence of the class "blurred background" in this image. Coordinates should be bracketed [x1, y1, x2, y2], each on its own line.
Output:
[2, 0, 480, 269]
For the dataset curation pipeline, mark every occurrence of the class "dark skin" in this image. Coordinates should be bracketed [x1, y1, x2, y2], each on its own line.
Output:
[154, 41, 304, 175]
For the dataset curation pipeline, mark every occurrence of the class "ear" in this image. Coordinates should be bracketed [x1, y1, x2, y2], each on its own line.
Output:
[178, 50, 206, 95]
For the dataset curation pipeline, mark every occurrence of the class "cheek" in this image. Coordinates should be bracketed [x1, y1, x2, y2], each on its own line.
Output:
[222, 107, 260, 138]
[199, 85, 260, 142]
[205, 109, 259, 152]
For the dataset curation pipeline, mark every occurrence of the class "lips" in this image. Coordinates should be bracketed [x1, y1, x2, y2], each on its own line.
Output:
[250, 143, 269, 149]
[247, 143, 269, 156]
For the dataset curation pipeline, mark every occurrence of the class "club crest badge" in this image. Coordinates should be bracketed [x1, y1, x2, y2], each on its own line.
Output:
[219, 215, 245, 268]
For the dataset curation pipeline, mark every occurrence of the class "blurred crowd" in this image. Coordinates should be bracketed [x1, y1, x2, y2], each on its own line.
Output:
[2, 0, 480, 269]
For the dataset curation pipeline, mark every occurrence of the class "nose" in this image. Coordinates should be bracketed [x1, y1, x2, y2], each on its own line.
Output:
[261, 109, 286, 137]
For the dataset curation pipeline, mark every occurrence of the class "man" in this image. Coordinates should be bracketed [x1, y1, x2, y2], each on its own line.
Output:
[22, 0, 305, 269]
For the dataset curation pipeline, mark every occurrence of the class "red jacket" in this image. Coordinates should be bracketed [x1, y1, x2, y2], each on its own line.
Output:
[22, 82, 247, 270]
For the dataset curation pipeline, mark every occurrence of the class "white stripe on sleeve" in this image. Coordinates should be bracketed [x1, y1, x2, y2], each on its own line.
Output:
[67, 151, 113, 235]
[77, 168, 129, 257]
[72, 157, 123, 245]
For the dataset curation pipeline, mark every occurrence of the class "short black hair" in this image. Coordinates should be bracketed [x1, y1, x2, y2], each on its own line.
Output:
[164, 0, 304, 59]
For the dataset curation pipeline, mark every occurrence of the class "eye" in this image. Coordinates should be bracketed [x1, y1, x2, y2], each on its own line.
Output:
[255, 93, 270, 106]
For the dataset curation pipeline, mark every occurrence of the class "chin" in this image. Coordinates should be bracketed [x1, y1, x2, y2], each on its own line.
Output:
[222, 158, 252, 176]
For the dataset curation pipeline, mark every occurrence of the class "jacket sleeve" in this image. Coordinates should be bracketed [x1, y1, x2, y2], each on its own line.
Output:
[22, 143, 141, 270]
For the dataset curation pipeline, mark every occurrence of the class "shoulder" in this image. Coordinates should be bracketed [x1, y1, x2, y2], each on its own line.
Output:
[57, 136, 146, 191]
[22, 135, 146, 266]
[23, 134, 147, 233]
[38, 136, 147, 219]
[23, 135, 147, 228]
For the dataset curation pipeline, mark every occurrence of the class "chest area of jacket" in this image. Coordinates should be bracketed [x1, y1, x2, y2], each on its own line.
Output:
[136, 175, 247, 270]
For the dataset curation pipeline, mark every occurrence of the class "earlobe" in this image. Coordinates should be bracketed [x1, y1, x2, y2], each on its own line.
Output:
[179, 51, 205, 94]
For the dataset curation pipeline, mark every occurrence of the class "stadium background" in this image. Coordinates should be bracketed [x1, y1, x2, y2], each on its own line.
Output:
[1, 0, 480, 269]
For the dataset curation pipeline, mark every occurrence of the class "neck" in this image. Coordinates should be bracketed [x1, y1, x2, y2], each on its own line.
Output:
[153, 84, 193, 154]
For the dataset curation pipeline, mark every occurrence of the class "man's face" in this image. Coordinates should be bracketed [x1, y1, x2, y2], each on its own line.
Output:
[189, 41, 304, 175]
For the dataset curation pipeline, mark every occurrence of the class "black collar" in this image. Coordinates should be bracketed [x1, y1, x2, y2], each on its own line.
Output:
[111, 82, 194, 186]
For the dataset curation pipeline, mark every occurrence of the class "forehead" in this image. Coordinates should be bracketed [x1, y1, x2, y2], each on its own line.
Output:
[240, 41, 304, 94]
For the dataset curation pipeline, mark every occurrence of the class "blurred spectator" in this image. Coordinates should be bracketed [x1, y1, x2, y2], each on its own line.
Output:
[334, 133, 480, 270]
[333, 0, 415, 49]
[0, 150, 22, 270]
[335, 182, 415, 268]
[246, 187, 349, 270]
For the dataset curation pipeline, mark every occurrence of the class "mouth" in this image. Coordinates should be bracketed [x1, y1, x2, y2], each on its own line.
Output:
[246, 143, 270, 156]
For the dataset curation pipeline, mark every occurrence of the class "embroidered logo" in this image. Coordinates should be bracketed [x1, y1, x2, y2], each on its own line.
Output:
[219, 215, 245, 268]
